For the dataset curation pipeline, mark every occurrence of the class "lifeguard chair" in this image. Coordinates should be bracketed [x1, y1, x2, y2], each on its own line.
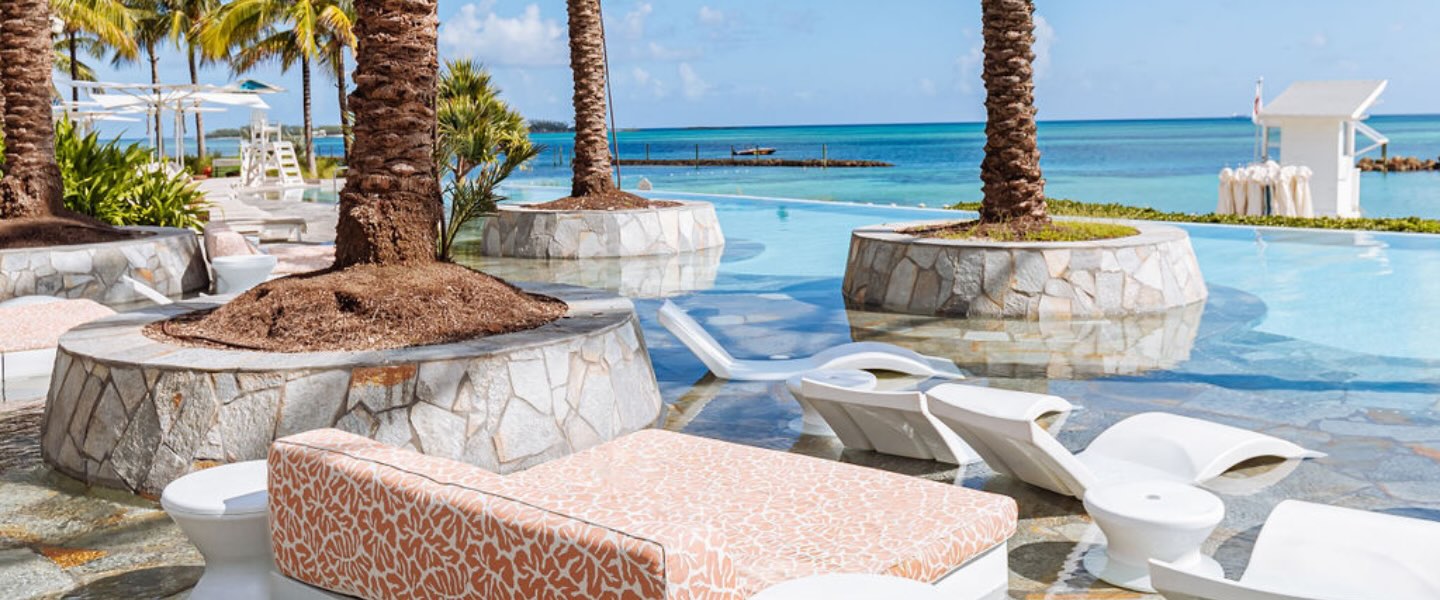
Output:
[1258, 80, 1388, 218]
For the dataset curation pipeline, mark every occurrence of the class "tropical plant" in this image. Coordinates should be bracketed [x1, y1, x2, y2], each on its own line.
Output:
[54, 119, 206, 230]
[435, 59, 540, 260]
[51, 0, 136, 103]
[1, 0, 66, 219]
[200, 0, 355, 177]
[978, 0, 1047, 225]
[112, 0, 176, 157]
[166, 0, 220, 157]
[565, 0, 619, 198]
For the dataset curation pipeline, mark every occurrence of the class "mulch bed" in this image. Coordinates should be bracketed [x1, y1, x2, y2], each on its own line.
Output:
[904, 219, 1137, 242]
[146, 262, 568, 353]
[0, 216, 143, 250]
[529, 190, 682, 211]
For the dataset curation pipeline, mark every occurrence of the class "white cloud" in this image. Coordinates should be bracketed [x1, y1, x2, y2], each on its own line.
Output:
[697, 6, 726, 27]
[1033, 15, 1056, 80]
[647, 41, 700, 61]
[439, 2, 566, 67]
[918, 78, 937, 97]
[678, 63, 710, 100]
[1310, 32, 1329, 48]
[617, 3, 652, 40]
[632, 67, 651, 87]
[953, 45, 982, 93]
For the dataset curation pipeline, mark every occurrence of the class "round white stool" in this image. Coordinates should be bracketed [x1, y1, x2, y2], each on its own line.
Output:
[1082, 480, 1225, 592]
[751, 574, 944, 600]
[212, 254, 277, 294]
[162, 460, 273, 600]
[785, 369, 878, 436]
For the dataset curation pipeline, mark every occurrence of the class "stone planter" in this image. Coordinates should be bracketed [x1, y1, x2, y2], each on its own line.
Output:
[846, 302, 1203, 379]
[843, 221, 1207, 319]
[40, 283, 663, 496]
[481, 200, 725, 258]
[0, 226, 208, 305]
[468, 245, 722, 298]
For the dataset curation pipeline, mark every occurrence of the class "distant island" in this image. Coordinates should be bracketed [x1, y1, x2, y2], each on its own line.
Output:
[528, 119, 573, 133]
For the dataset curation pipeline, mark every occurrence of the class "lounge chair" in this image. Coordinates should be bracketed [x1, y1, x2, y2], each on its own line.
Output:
[1150, 500, 1440, 600]
[923, 383, 1324, 498]
[657, 300, 962, 381]
[264, 428, 1017, 599]
[799, 378, 981, 464]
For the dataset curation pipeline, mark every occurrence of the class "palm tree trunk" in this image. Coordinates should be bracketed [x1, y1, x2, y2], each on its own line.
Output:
[978, 0, 1047, 224]
[189, 46, 205, 158]
[301, 56, 316, 177]
[148, 43, 164, 159]
[332, 0, 440, 266]
[0, 0, 65, 218]
[335, 52, 350, 161]
[68, 30, 80, 104]
[565, 0, 614, 197]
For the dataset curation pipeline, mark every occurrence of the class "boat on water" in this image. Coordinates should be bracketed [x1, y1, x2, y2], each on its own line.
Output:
[732, 145, 777, 156]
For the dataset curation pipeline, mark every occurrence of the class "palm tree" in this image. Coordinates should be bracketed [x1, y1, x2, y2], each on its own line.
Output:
[166, 0, 219, 157]
[320, 20, 353, 161]
[331, 0, 438, 264]
[201, 0, 355, 176]
[0, 0, 66, 218]
[978, 0, 1047, 225]
[564, 0, 623, 199]
[113, 0, 175, 158]
[52, 0, 136, 104]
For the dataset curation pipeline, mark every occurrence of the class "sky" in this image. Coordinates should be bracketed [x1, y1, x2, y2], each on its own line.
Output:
[84, 0, 1440, 137]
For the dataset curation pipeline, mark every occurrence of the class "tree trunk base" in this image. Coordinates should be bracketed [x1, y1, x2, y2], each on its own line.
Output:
[146, 262, 566, 352]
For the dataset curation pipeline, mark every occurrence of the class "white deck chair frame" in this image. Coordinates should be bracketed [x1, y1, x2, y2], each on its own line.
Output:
[1151, 500, 1440, 600]
[657, 300, 962, 381]
[925, 385, 1323, 499]
[800, 378, 980, 464]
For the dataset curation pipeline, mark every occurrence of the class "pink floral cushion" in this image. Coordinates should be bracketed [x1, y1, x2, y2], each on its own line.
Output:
[268, 429, 743, 600]
[265, 244, 335, 275]
[0, 299, 115, 352]
[502, 430, 1017, 592]
[203, 221, 258, 258]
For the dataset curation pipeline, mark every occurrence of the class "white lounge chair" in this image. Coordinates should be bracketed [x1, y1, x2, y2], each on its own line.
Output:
[657, 300, 963, 381]
[800, 378, 980, 464]
[1150, 500, 1440, 600]
[925, 383, 1324, 498]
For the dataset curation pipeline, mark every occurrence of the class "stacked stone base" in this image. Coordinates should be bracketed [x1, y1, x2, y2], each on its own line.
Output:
[40, 283, 663, 496]
[843, 221, 1207, 319]
[0, 226, 207, 305]
[482, 201, 725, 258]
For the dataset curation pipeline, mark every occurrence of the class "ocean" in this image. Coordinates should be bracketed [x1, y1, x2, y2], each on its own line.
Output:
[198, 115, 1440, 217]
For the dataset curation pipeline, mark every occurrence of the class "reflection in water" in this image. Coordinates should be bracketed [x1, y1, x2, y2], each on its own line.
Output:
[846, 301, 1205, 379]
[455, 243, 724, 298]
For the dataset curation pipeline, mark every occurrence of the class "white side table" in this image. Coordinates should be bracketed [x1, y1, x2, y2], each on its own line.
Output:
[751, 574, 944, 600]
[162, 460, 273, 600]
[785, 369, 878, 436]
[1082, 480, 1224, 592]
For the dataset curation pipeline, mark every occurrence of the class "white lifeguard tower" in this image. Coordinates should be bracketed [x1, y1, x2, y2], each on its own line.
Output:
[1258, 80, 1389, 218]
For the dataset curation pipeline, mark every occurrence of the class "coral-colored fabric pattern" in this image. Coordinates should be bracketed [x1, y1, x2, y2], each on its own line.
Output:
[0, 299, 115, 352]
[503, 429, 1017, 591]
[203, 221, 259, 258]
[269, 428, 1016, 598]
[268, 429, 743, 600]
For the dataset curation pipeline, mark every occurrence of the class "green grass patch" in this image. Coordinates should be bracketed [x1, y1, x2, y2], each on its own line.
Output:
[920, 220, 1139, 242]
[947, 199, 1440, 234]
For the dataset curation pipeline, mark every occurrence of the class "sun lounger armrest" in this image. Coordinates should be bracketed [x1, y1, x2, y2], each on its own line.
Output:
[268, 430, 733, 600]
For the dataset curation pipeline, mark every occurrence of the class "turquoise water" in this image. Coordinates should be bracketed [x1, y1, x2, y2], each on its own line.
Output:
[510, 116, 1440, 218]
[486, 186, 1440, 361]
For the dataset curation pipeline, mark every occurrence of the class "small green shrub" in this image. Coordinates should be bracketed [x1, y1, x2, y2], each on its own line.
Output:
[947, 198, 1440, 234]
[54, 120, 207, 230]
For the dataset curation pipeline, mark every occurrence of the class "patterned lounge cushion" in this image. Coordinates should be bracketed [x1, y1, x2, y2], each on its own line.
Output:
[501, 429, 1017, 594]
[0, 298, 116, 352]
[265, 243, 335, 275]
[203, 221, 258, 259]
[268, 429, 742, 600]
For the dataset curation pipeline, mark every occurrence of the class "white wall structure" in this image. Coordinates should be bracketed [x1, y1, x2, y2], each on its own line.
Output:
[1260, 80, 1388, 218]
